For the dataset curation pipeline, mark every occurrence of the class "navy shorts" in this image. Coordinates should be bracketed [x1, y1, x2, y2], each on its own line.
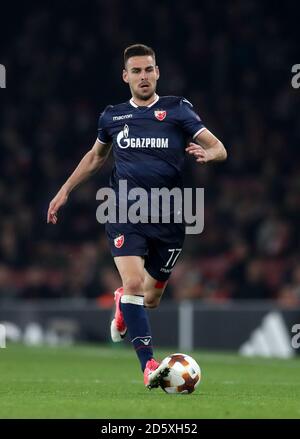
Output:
[105, 221, 185, 281]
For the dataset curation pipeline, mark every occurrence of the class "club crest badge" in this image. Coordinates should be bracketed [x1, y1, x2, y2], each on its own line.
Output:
[154, 110, 166, 121]
[114, 234, 124, 248]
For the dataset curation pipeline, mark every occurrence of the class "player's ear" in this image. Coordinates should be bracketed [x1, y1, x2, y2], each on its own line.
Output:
[155, 66, 160, 80]
[122, 69, 129, 83]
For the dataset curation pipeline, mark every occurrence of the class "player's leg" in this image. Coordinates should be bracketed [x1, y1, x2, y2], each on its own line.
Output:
[113, 255, 169, 388]
[114, 255, 145, 295]
[110, 255, 145, 342]
[143, 270, 168, 309]
[105, 221, 148, 342]
[143, 222, 186, 308]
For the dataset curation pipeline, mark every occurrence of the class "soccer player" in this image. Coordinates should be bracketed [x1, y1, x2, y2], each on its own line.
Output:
[47, 44, 227, 389]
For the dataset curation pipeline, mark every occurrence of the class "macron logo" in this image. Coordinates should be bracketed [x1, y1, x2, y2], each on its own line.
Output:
[141, 338, 151, 345]
[132, 336, 152, 345]
[113, 114, 133, 121]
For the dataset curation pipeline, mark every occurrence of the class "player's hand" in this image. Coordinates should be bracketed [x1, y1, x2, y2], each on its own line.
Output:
[47, 188, 69, 224]
[185, 142, 212, 164]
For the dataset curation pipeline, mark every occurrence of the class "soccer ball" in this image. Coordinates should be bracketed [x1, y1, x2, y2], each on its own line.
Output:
[160, 353, 201, 394]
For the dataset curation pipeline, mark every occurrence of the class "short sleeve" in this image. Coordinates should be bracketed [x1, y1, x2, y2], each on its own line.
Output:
[180, 98, 206, 139]
[97, 107, 112, 144]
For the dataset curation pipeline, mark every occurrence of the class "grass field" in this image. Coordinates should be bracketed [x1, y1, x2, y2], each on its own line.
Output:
[0, 343, 299, 419]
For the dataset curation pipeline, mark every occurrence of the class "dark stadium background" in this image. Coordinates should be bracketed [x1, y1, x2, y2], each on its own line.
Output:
[0, 0, 300, 352]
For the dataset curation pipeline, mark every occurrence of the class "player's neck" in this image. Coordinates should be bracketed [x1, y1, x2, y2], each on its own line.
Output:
[130, 93, 159, 108]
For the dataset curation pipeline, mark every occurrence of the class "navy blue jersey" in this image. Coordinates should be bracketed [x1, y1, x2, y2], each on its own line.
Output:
[97, 95, 205, 216]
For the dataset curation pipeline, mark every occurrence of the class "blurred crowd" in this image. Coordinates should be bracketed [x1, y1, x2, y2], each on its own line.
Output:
[1, 0, 300, 306]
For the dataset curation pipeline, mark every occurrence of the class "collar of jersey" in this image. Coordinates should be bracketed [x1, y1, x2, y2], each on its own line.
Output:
[129, 94, 159, 108]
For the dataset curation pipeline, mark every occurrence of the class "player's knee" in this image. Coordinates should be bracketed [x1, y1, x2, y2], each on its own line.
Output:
[144, 294, 161, 309]
[123, 275, 145, 294]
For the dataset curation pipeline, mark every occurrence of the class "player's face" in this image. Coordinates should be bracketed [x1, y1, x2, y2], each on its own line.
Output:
[123, 56, 159, 102]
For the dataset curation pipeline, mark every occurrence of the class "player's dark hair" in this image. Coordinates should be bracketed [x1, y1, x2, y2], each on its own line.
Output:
[124, 44, 156, 67]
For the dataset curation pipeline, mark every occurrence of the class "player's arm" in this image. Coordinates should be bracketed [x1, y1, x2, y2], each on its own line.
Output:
[185, 129, 227, 164]
[47, 139, 111, 224]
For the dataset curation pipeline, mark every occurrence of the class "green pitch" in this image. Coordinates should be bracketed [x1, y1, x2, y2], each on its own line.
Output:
[0, 343, 299, 419]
